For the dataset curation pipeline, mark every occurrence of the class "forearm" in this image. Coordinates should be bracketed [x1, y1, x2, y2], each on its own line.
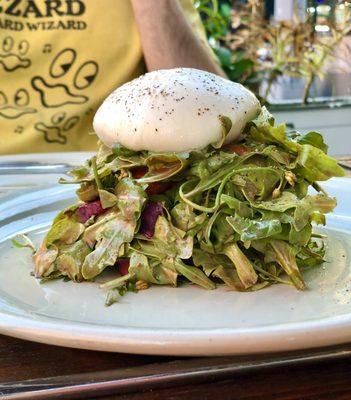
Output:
[130, 0, 226, 77]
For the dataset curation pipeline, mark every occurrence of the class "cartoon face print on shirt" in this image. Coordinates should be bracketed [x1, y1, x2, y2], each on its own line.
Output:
[34, 111, 80, 144]
[31, 48, 99, 108]
[0, 88, 37, 119]
[0, 36, 31, 72]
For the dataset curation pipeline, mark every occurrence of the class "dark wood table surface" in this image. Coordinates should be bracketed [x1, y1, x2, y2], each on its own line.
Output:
[1, 334, 351, 400]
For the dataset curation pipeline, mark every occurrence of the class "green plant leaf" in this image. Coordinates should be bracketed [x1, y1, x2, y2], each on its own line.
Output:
[137, 153, 189, 183]
[227, 215, 282, 241]
[45, 217, 84, 247]
[222, 243, 258, 288]
[270, 240, 306, 289]
[296, 144, 345, 181]
[297, 131, 328, 153]
[174, 259, 216, 290]
[82, 215, 136, 280]
[56, 240, 91, 282]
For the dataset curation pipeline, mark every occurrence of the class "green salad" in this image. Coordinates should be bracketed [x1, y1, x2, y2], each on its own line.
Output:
[16, 107, 345, 305]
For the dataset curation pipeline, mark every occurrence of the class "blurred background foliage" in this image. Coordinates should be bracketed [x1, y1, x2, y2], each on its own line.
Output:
[194, 0, 261, 88]
[194, 0, 351, 104]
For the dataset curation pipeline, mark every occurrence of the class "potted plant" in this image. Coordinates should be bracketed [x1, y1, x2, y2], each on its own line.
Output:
[195, 0, 351, 157]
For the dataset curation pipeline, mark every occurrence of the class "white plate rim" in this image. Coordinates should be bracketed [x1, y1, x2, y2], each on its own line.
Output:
[2, 309, 351, 355]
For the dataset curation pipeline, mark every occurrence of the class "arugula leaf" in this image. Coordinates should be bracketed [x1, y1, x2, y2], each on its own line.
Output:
[112, 143, 139, 157]
[174, 259, 216, 289]
[293, 194, 336, 231]
[128, 252, 159, 284]
[289, 224, 311, 246]
[82, 179, 146, 279]
[100, 272, 133, 291]
[115, 178, 146, 218]
[220, 194, 253, 218]
[45, 217, 84, 247]
[12, 234, 36, 253]
[192, 248, 233, 276]
[233, 167, 284, 200]
[227, 215, 282, 241]
[153, 264, 178, 286]
[96, 142, 115, 164]
[76, 182, 99, 202]
[297, 131, 328, 153]
[296, 144, 345, 182]
[81, 215, 136, 279]
[212, 265, 245, 290]
[222, 243, 258, 288]
[137, 153, 189, 183]
[98, 189, 117, 209]
[83, 208, 119, 248]
[171, 203, 207, 234]
[56, 240, 91, 281]
[153, 216, 193, 259]
[270, 240, 306, 290]
[33, 243, 59, 278]
[212, 115, 232, 148]
[251, 108, 344, 182]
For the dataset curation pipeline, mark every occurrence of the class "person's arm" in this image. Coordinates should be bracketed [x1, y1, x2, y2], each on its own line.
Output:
[130, 0, 226, 77]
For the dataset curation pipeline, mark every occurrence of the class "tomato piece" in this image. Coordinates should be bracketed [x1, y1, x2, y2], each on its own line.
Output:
[117, 259, 130, 276]
[76, 200, 105, 223]
[139, 202, 163, 238]
[146, 181, 173, 196]
[222, 143, 249, 155]
[131, 166, 148, 179]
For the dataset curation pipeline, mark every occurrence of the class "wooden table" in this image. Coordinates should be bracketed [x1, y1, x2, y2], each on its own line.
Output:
[1, 333, 351, 400]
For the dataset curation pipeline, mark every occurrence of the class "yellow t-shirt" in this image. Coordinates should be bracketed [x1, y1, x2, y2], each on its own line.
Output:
[0, 0, 214, 154]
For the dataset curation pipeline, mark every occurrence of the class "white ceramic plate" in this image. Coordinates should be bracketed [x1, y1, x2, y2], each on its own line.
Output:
[0, 158, 350, 355]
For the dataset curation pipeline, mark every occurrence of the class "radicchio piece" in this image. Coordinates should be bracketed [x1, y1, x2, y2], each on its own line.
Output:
[77, 200, 105, 223]
[117, 258, 130, 276]
[139, 202, 163, 238]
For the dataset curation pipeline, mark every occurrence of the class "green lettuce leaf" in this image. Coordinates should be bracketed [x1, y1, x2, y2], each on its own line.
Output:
[137, 153, 189, 183]
[296, 144, 345, 182]
[222, 243, 258, 289]
[174, 259, 215, 289]
[192, 248, 233, 276]
[171, 203, 207, 235]
[81, 214, 136, 280]
[128, 252, 159, 284]
[33, 243, 58, 278]
[45, 217, 84, 247]
[270, 240, 306, 289]
[76, 182, 99, 202]
[82, 179, 145, 279]
[212, 115, 232, 148]
[153, 216, 193, 259]
[212, 265, 245, 290]
[251, 108, 344, 182]
[297, 131, 328, 153]
[115, 178, 146, 218]
[98, 189, 117, 209]
[227, 215, 282, 241]
[56, 240, 91, 281]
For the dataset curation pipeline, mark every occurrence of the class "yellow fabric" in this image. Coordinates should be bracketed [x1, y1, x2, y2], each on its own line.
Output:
[0, 0, 214, 154]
